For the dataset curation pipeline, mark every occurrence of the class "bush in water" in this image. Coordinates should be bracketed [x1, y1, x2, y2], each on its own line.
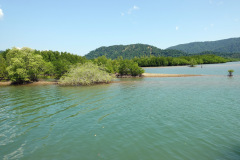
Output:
[59, 62, 113, 86]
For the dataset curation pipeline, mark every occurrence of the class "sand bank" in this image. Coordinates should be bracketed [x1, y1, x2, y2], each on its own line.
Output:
[0, 74, 203, 86]
[142, 73, 202, 77]
[0, 81, 58, 86]
[0, 82, 12, 86]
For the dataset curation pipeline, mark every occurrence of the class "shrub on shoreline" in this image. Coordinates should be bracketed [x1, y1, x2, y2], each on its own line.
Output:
[119, 59, 144, 76]
[59, 62, 113, 86]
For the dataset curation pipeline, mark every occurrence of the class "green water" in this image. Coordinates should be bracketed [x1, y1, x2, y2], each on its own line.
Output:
[1, 62, 240, 160]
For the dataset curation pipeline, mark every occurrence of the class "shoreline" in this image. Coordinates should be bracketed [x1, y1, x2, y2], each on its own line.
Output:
[142, 62, 240, 69]
[142, 73, 203, 77]
[0, 81, 58, 86]
[142, 65, 200, 69]
[0, 73, 202, 86]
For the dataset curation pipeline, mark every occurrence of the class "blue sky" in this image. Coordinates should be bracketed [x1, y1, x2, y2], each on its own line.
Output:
[0, 0, 240, 56]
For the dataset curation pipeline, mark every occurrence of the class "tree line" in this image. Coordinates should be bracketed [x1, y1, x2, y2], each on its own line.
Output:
[0, 47, 87, 80]
[0, 47, 233, 84]
[0, 47, 144, 84]
[132, 54, 230, 67]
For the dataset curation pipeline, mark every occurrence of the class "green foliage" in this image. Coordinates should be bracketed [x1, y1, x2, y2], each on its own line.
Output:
[1, 45, 233, 85]
[34, 49, 87, 78]
[85, 44, 188, 59]
[197, 51, 240, 59]
[6, 47, 45, 83]
[0, 49, 8, 59]
[133, 54, 230, 67]
[228, 69, 234, 76]
[118, 59, 144, 76]
[92, 56, 120, 74]
[59, 62, 113, 86]
[168, 37, 240, 56]
[52, 59, 71, 79]
[189, 59, 197, 67]
[0, 55, 8, 80]
[42, 61, 55, 76]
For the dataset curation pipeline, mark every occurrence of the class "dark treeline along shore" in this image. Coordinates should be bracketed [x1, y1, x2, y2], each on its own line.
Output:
[0, 42, 238, 85]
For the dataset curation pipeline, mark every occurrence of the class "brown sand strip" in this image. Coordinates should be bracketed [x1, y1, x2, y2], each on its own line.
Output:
[0, 74, 203, 86]
[0, 82, 12, 86]
[0, 81, 58, 86]
[142, 73, 203, 77]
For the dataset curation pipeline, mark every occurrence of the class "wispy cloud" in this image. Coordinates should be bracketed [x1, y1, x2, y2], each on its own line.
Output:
[128, 5, 139, 14]
[0, 9, 4, 19]
[176, 26, 179, 31]
[133, 5, 139, 10]
[121, 5, 140, 16]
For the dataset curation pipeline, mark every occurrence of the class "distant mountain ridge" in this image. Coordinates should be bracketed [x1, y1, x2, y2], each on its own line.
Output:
[167, 37, 240, 54]
[85, 44, 187, 59]
[85, 37, 240, 59]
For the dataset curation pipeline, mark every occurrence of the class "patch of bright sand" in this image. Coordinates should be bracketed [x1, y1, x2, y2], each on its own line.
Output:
[142, 73, 202, 77]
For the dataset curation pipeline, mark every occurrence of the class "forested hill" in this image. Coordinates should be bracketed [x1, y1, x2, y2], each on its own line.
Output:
[167, 37, 240, 54]
[85, 44, 188, 59]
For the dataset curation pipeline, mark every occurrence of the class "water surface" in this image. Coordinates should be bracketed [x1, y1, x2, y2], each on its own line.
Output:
[1, 62, 240, 160]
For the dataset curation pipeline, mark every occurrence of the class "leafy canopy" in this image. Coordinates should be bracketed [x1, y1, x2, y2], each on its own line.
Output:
[59, 62, 113, 86]
[6, 47, 45, 83]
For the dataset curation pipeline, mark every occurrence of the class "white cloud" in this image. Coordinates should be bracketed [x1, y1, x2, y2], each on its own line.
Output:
[210, 23, 214, 27]
[0, 9, 3, 19]
[133, 5, 139, 10]
[121, 12, 125, 16]
[176, 26, 179, 31]
[127, 5, 140, 14]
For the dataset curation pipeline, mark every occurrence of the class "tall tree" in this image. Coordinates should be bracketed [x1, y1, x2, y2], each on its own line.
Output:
[0, 55, 7, 80]
[6, 47, 45, 83]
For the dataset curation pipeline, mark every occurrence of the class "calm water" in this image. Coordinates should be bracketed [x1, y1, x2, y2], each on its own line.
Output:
[1, 62, 240, 160]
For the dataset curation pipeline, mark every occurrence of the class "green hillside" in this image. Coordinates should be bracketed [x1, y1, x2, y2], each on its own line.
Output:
[168, 37, 240, 54]
[85, 44, 188, 59]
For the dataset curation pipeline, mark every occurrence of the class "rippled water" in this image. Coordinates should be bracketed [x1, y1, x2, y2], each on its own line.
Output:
[1, 62, 240, 160]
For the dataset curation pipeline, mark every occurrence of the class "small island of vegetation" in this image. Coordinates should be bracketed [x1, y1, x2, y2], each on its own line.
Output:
[59, 62, 113, 86]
